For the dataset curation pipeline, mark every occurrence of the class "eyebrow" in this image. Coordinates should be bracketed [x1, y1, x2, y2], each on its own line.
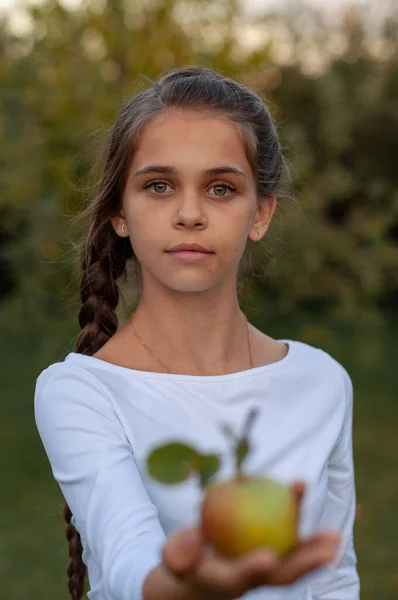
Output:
[134, 165, 247, 178]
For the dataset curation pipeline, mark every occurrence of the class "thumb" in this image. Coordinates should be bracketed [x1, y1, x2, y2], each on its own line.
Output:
[162, 526, 205, 578]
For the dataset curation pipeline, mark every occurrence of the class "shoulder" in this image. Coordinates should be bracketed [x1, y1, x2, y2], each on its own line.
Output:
[253, 324, 352, 394]
[35, 356, 107, 395]
[34, 358, 132, 471]
[254, 326, 348, 377]
[34, 356, 115, 424]
[289, 338, 353, 404]
[291, 338, 346, 370]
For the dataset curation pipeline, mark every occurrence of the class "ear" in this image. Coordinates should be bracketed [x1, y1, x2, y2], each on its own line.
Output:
[111, 209, 129, 238]
[248, 195, 277, 241]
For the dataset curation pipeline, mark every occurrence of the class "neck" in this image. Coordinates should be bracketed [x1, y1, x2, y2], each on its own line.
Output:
[128, 282, 252, 376]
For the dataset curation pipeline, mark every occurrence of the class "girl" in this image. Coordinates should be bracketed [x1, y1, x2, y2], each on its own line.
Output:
[34, 67, 360, 600]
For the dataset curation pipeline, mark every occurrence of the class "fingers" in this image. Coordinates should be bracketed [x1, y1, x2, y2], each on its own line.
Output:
[162, 527, 205, 579]
[162, 528, 278, 597]
[229, 548, 280, 594]
[193, 530, 340, 595]
[190, 545, 279, 598]
[263, 531, 341, 586]
[200, 531, 339, 594]
[162, 525, 341, 597]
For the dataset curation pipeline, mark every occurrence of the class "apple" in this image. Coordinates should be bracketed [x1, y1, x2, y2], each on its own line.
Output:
[147, 407, 302, 559]
[201, 475, 299, 558]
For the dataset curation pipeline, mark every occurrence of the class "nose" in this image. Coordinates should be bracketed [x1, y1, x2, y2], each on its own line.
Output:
[172, 189, 208, 230]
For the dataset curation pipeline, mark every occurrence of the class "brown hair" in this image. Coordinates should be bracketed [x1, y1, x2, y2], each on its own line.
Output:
[65, 66, 289, 598]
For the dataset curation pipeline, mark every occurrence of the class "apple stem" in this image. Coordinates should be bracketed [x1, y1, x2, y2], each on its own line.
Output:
[235, 407, 260, 477]
[242, 407, 260, 440]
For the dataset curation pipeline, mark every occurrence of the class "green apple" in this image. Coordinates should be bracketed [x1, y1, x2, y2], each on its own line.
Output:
[201, 475, 299, 558]
[146, 408, 301, 559]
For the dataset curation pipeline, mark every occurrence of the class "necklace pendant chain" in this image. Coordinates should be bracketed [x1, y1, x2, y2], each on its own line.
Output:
[247, 317, 255, 371]
[128, 314, 255, 375]
[128, 321, 173, 373]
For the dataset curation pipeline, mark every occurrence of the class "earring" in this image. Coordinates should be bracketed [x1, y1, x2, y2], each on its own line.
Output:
[121, 223, 125, 233]
[255, 229, 260, 237]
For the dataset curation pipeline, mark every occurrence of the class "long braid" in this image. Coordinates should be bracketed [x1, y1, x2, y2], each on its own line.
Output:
[64, 223, 132, 599]
[64, 504, 87, 600]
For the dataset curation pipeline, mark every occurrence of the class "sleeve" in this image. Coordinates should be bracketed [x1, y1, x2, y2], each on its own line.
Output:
[309, 367, 360, 600]
[34, 365, 167, 600]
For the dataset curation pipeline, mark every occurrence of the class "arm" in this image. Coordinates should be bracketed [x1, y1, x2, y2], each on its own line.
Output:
[34, 364, 197, 600]
[309, 368, 360, 600]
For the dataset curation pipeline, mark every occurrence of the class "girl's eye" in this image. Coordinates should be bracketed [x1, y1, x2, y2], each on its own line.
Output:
[209, 184, 236, 197]
[144, 181, 236, 197]
[145, 181, 172, 194]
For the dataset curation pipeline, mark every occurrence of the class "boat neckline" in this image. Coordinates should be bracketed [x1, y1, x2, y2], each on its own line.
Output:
[64, 339, 296, 383]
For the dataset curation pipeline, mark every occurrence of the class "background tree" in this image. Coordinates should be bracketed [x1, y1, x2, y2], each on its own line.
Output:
[1, 0, 397, 328]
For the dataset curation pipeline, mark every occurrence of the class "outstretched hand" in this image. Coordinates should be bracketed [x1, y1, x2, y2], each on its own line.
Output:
[162, 482, 341, 600]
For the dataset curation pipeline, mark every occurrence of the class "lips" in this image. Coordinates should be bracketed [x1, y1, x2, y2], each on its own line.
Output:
[166, 243, 213, 253]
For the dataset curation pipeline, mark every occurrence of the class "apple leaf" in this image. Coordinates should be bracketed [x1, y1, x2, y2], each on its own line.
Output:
[195, 453, 221, 489]
[147, 442, 198, 484]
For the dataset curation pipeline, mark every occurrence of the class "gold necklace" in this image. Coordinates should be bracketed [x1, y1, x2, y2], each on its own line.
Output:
[128, 314, 255, 375]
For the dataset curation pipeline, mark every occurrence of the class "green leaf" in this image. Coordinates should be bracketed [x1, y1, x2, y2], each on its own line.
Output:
[147, 442, 198, 484]
[195, 453, 221, 489]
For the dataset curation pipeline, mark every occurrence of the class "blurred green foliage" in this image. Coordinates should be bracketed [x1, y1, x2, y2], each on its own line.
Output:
[0, 0, 397, 599]
[0, 0, 397, 325]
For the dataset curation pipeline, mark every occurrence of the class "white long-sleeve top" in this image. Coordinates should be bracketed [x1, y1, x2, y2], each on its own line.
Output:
[34, 338, 360, 600]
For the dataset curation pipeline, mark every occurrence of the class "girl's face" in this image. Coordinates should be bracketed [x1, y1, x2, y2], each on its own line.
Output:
[114, 109, 276, 294]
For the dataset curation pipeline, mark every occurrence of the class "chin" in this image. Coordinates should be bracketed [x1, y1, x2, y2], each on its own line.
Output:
[157, 273, 220, 294]
[165, 281, 215, 294]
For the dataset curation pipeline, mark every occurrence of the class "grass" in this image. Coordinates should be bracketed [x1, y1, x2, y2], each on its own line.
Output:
[1, 310, 397, 599]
